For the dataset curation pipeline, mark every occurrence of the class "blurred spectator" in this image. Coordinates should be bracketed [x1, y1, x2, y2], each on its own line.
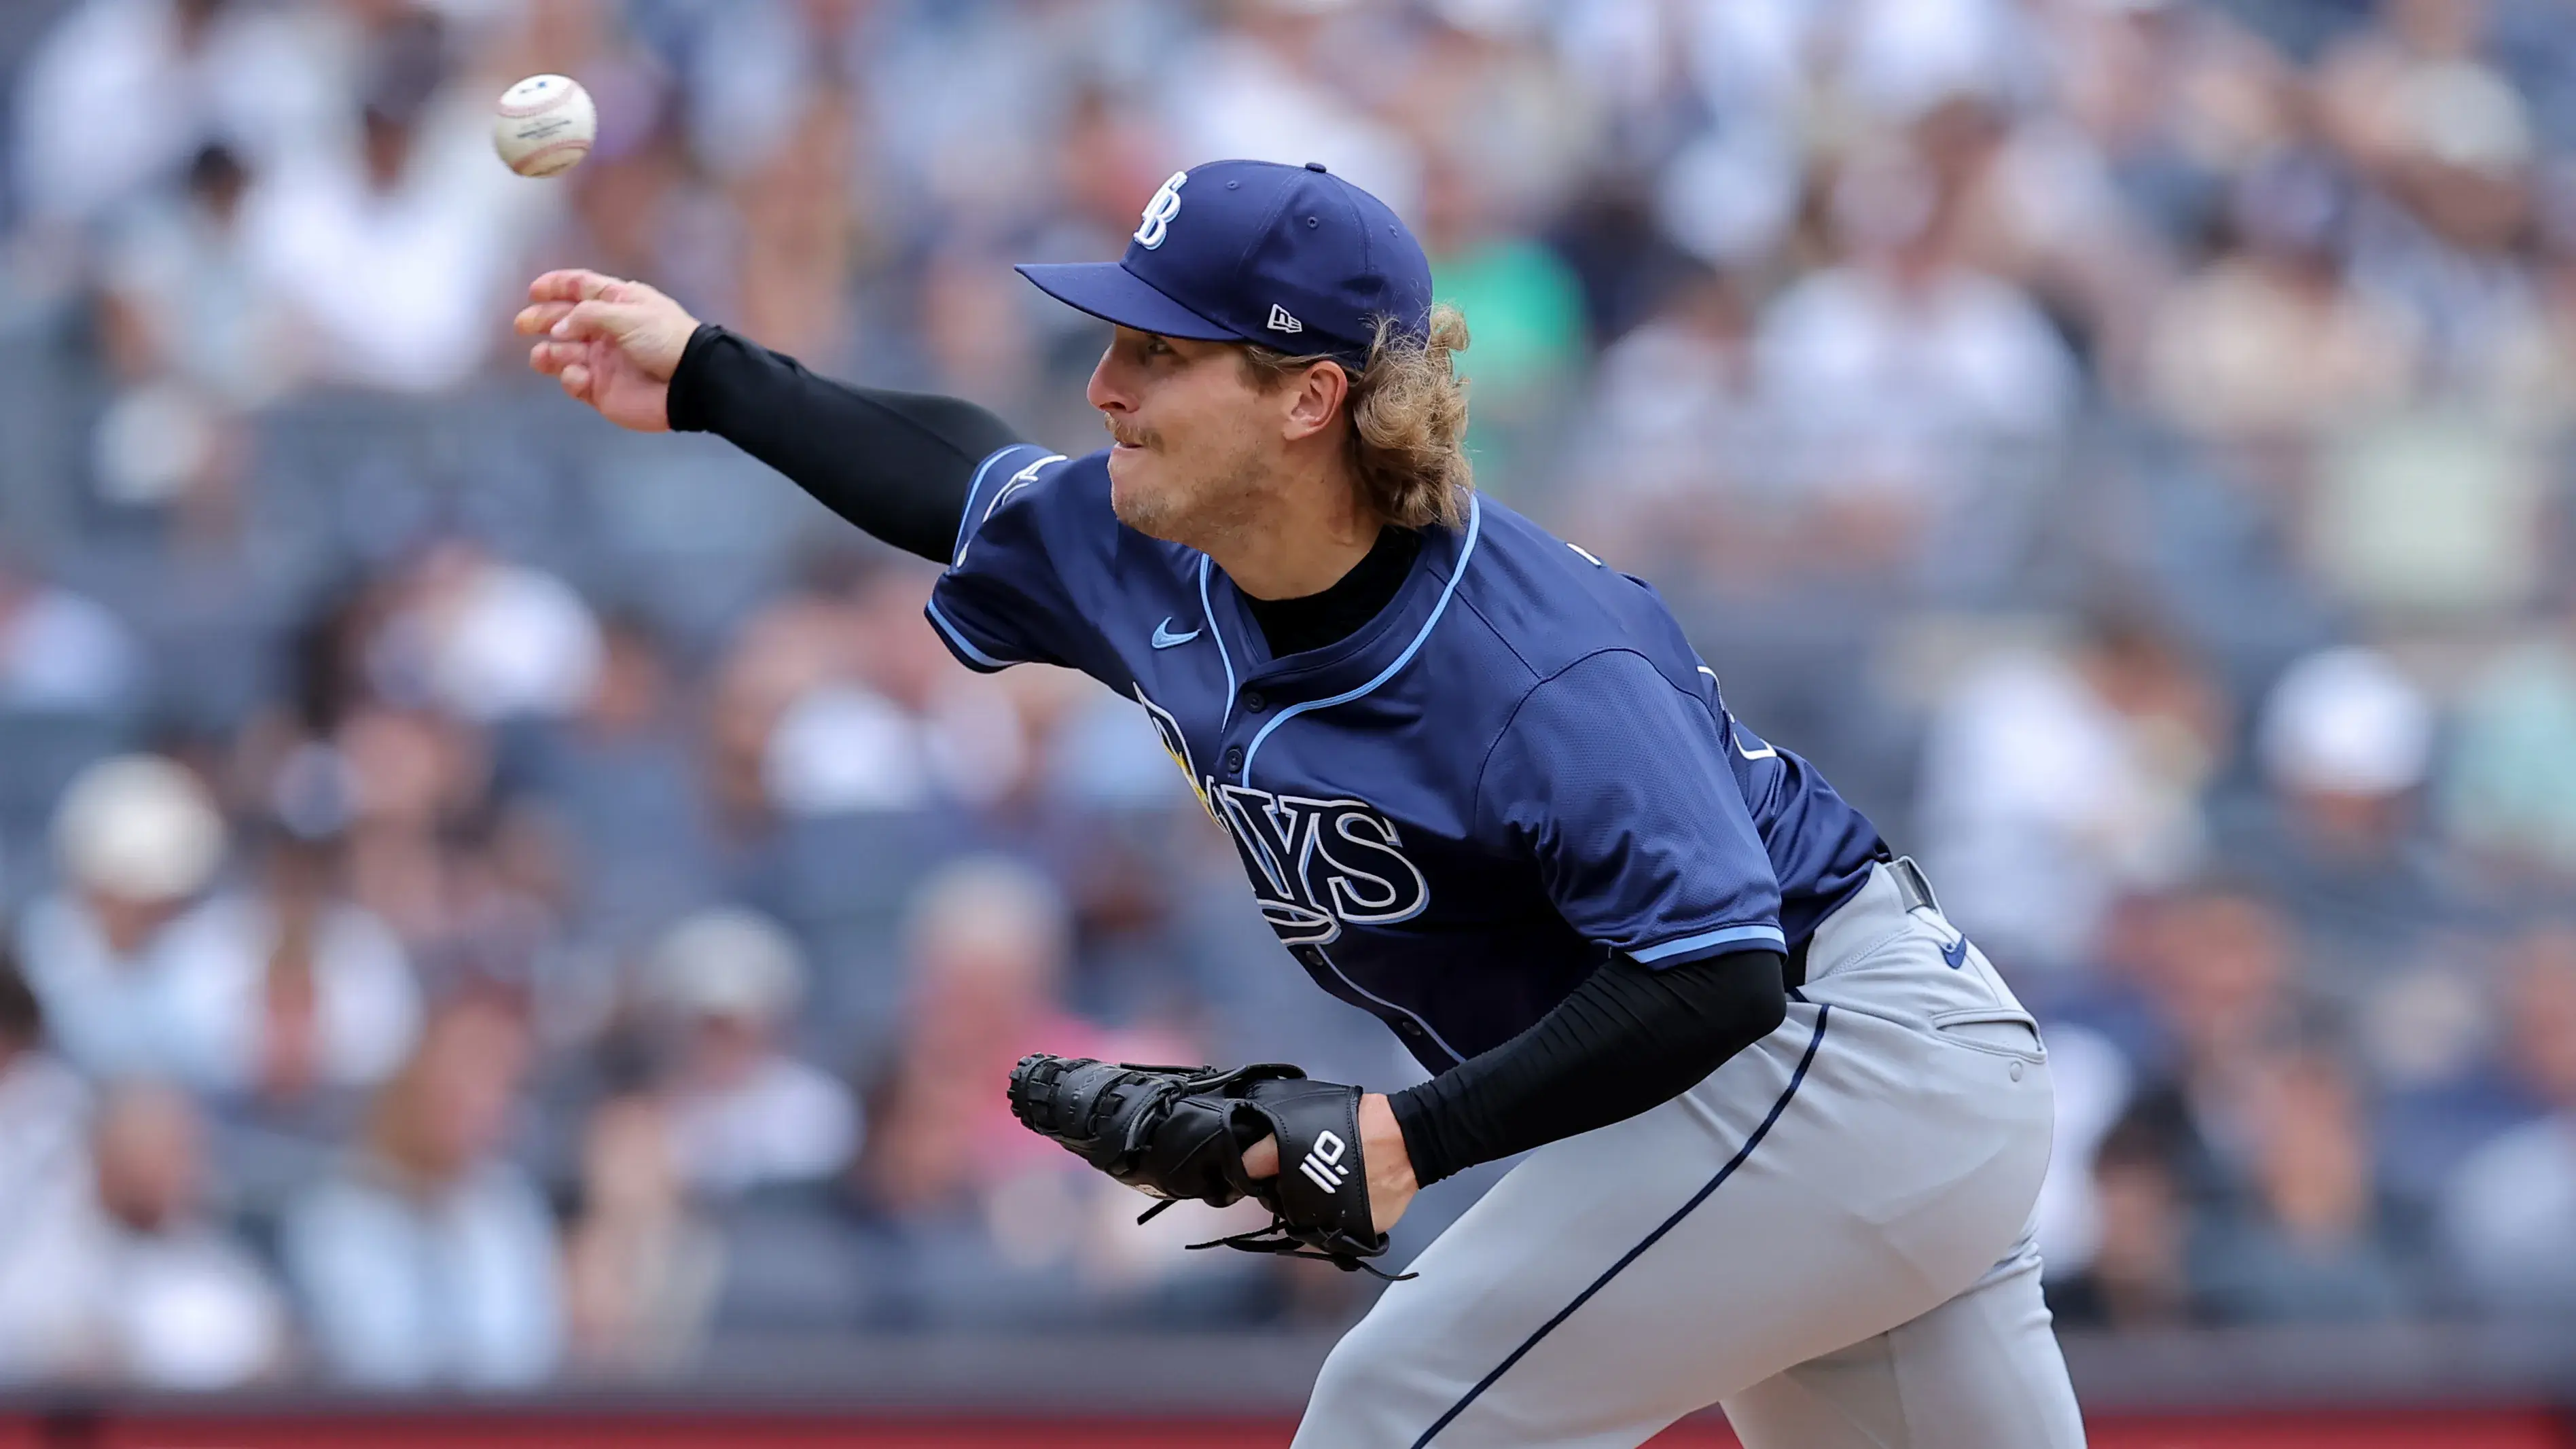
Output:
[861, 857, 1088, 1226]
[17, 755, 227, 1081]
[1754, 132, 2082, 557]
[1917, 613, 2221, 975]
[2143, 149, 2415, 442]
[2304, 398, 2552, 618]
[2255, 646, 2436, 831]
[1917, 86, 2170, 389]
[238, 14, 560, 393]
[2125, 887, 2308, 1194]
[2191, 1050, 2412, 1323]
[375, 542, 604, 726]
[2439, 926, 2576, 1317]
[1165, 0, 1424, 223]
[1414, 149, 1588, 480]
[2044, 1108, 2197, 1329]
[2325, 1, 2552, 404]
[837, 855, 1242, 1325]
[322, 700, 571, 998]
[96, 141, 300, 410]
[8, 0, 344, 234]
[732, 86, 857, 370]
[2317, 0, 2491, 171]
[1560, 266, 1758, 573]
[0, 954, 94, 1382]
[2444, 597, 2576, 879]
[740, 560, 1028, 821]
[2062, 0, 2296, 224]
[281, 994, 562, 1387]
[511, 610, 723, 973]
[154, 827, 419, 1101]
[643, 906, 857, 1201]
[2231, 645, 2449, 989]
[709, 556, 925, 829]
[562, 1092, 721, 1376]
[0, 561, 146, 713]
[0, 1081, 287, 1387]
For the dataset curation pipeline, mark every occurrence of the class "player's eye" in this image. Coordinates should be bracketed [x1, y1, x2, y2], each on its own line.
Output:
[1143, 336, 1174, 359]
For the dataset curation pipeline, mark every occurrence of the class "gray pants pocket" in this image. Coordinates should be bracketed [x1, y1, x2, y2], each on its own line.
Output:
[1929, 1007, 2047, 1064]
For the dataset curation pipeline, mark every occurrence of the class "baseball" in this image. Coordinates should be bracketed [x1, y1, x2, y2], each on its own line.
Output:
[493, 74, 595, 178]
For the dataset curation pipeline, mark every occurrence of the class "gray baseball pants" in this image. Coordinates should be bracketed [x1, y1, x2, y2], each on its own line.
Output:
[1293, 859, 2086, 1448]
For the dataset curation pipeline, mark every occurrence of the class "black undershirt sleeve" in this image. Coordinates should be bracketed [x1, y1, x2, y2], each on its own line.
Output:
[1387, 949, 1790, 1187]
[664, 323, 1022, 564]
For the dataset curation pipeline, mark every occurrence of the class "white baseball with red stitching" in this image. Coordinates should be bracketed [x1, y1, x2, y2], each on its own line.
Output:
[492, 74, 595, 178]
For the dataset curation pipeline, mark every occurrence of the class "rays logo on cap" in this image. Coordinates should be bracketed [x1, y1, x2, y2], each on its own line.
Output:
[1134, 171, 1188, 249]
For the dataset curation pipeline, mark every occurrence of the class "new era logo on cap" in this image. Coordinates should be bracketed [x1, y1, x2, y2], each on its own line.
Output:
[1014, 159, 1433, 365]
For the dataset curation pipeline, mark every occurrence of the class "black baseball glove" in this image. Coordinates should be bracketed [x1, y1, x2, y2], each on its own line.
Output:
[1005, 1054, 1409, 1278]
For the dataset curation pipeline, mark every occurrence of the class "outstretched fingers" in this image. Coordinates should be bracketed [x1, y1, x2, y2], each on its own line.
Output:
[518, 271, 627, 335]
[514, 301, 575, 336]
[525, 336, 595, 402]
[548, 298, 644, 344]
[526, 268, 626, 305]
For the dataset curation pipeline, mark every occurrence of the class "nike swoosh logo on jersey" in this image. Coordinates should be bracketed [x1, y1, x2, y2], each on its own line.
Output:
[1151, 618, 1201, 649]
[1942, 934, 1971, 970]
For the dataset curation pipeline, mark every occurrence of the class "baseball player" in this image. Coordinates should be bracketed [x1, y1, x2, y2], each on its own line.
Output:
[518, 159, 2084, 1448]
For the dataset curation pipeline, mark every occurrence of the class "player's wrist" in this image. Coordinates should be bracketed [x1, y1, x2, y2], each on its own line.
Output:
[1359, 1092, 1417, 1198]
[1382, 1083, 1458, 1188]
[662, 322, 726, 431]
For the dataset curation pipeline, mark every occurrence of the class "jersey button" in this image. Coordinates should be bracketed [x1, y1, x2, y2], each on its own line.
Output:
[1242, 690, 1266, 713]
[1397, 1020, 1425, 1038]
[1223, 745, 1244, 773]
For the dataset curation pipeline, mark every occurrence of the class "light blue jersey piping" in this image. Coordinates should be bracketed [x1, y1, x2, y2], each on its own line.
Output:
[1238, 494, 1482, 787]
[1632, 923, 1787, 963]
[1198, 555, 1237, 726]
[950, 444, 1039, 566]
[925, 597, 1014, 670]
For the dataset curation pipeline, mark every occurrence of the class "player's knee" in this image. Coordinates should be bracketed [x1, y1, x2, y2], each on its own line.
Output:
[1300, 1341, 1399, 1444]
[1298, 1301, 1446, 1445]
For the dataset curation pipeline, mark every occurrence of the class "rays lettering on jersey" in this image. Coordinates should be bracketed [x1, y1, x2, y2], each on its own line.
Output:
[1133, 686, 1427, 944]
[1211, 784, 1429, 944]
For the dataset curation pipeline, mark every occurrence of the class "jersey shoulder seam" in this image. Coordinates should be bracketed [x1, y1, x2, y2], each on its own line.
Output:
[1467, 645, 1689, 834]
[1448, 588, 1546, 683]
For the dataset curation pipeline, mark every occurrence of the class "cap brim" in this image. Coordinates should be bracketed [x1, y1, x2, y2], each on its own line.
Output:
[1014, 262, 1240, 342]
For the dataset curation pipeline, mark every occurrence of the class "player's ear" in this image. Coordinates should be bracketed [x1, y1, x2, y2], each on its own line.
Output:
[1278, 360, 1348, 443]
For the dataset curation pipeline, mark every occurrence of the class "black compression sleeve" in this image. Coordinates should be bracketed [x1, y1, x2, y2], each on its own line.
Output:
[1386, 950, 1789, 1187]
[664, 324, 1026, 564]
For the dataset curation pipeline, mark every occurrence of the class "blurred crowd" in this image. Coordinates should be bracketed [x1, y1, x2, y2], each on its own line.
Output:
[2, 0, 2575, 1393]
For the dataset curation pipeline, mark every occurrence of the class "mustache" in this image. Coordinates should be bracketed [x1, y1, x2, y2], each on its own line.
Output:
[1103, 416, 1158, 449]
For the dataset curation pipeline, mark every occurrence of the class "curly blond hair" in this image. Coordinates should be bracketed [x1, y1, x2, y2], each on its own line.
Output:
[1239, 304, 1473, 529]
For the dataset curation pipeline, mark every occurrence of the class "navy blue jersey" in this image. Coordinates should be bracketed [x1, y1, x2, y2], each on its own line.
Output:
[928, 445, 1886, 1070]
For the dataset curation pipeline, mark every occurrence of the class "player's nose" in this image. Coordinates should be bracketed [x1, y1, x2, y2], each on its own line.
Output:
[1085, 346, 1134, 416]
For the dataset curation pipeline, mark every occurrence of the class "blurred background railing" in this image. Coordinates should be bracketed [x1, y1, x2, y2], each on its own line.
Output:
[2, 0, 2575, 1428]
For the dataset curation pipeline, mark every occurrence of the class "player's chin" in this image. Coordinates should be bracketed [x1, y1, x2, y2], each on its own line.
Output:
[1107, 451, 1182, 541]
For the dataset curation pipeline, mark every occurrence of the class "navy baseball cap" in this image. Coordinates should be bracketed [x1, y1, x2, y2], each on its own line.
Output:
[1017, 159, 1433, 365]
